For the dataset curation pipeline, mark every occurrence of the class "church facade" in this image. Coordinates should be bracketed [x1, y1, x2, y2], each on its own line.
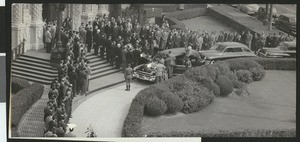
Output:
[11, 3, 113, 52]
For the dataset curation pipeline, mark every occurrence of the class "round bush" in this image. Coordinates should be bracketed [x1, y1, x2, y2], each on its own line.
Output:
[249, 68, 266, 81]
[196, 76, 220, 96]
[203, 65, 220, 81]
[158, 92, 184, 114]
[215, 75, 234, 96]
[177, 85, 214, 114]
[236, 70, 253, 84]
[144, 97, 167, 116]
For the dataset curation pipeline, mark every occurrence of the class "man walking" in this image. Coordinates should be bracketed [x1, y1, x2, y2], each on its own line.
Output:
[124, 64, 133, 91]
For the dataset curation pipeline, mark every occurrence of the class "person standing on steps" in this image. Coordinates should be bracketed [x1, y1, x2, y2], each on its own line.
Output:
[124, 64, 133, 91]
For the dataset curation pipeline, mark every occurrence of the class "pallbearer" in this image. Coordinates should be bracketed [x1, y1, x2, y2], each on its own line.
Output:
[124, 64, 133, 91]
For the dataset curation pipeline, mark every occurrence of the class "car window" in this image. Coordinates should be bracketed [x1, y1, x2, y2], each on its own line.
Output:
[224, 48, 234, 52]
[211, 44, 226, 52]
[243, 47, 251, 52]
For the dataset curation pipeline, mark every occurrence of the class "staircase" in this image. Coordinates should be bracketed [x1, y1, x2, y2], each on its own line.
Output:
[11, 54, 58, 85]
[85, 52, 125, 94]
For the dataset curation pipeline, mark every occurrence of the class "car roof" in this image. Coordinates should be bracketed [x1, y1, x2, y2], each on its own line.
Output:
[215, 42, 247, 47]
[280, 14, 296, 18]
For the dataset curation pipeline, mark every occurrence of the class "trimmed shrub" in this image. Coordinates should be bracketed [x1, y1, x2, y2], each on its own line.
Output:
[249, 68, 266, 81]
[11, 77, 31, 94]
[236, 70, 253, 84]
[183, 66, 208, 81]
[157, 92, 184, 114]
[145, 128, 296, 137]
[203, 64, 220, 81]
[122, 99, 144, 137]
[215, 75, 234, 96]
[212, 62, 231, 77]
[164, 75, 190, 93]
[238, 58, 296, 70]
[11, 83, 44, 128]
[195, 76, 220, 96]
[144, 96, 168, 116]
[176, 85, 214, 114]
[225, 58, 263, 71]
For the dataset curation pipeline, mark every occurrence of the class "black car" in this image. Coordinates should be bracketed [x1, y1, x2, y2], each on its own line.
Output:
[275, 14, 296, 36]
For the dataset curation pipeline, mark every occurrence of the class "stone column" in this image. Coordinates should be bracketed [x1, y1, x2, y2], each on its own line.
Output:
[71, 4, 82, 31]
[30, 4, 44, 50]
[81, 4, 94, 25]
[97, 4, 109, 17]
[11, 3, 26, 49]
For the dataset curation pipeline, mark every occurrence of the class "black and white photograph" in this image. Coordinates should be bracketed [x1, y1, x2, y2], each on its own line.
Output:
[9, 2, 296, 140]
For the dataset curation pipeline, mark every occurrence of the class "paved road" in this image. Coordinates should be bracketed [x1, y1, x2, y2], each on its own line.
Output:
[269, 4, 296, 16]
[70, 82, 148, 137]
[182, 16, 236, 33]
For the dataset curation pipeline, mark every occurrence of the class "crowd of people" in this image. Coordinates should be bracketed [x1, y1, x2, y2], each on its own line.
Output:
[42, 11, 296, 137]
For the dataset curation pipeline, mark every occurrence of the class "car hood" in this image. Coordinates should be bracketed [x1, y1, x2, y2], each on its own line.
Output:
[133, 62, 157, 72]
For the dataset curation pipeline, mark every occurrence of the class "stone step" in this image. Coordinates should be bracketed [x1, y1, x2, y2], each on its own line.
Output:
[91, 65, 116, 76]
[14, 59, 56, 70]
[12, 70, 55, 82]
[22, 54, 50, 62]
[90, 60, 108, 68]
[88, 57, 106, 64]
[11, 74, 51, 85]
[18, 55, 52, 66]
[90, 69, 122, 81]
[91, 63, 112, 71]
[12, 62, 58, 74]
[12, 66, 58, 78]
[89, 72, 125, 94]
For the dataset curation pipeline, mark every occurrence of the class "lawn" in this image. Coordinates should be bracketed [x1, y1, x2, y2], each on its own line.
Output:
[141, 70, 296, 134]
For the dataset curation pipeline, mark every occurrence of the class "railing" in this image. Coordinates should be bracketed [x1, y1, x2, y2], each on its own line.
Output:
[11, 39, 26, 61]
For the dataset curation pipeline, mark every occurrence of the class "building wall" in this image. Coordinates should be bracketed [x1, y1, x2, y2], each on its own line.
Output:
[11, 4, 111, 52]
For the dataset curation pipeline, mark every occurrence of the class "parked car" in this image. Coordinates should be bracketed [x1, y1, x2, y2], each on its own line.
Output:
[275, 14, 296, 36]
[199, 42, 257, 64]
[229, 4, 239, 8]
[132, 48, 203, 82]
[256, 7, 278, 22]
[257, 41, 296, 58]
[238, 4, 260, 15]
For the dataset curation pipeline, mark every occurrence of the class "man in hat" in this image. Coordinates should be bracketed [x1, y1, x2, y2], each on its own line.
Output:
[154, 61, 166, 83]
[124, 64, 133, 91]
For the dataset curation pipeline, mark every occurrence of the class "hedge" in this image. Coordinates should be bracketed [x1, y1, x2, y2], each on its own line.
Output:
[122, 58, 271, 137]
[145, 96, 168, 116]
[11, 77, 31, 94]
[145, 128, 296, 137]
[236, 70, 253, 84]
[11, 83, 44, 129]
[157, 92, 184, 114]
[249, 67, 266, 81]
[215, 75, 234, 96]
[239, 57, 296, 70]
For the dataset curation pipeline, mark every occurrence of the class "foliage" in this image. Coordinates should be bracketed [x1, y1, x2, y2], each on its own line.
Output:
[11, 83, 44, 128]
[144, 96, 168, 116]
[11, 77, 31, 94]
[236, 70, 253, 84]
[249, 67, 266, 81]
[157, 92, 184, 114]
[215, 75, 234, 96]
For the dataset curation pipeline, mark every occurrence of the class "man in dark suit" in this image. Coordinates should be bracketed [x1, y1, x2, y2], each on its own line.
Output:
[86, 27, 93, 52]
